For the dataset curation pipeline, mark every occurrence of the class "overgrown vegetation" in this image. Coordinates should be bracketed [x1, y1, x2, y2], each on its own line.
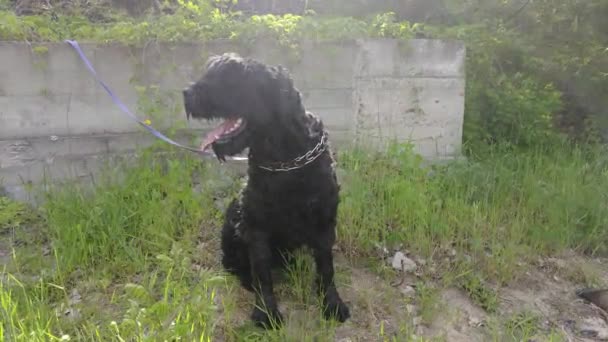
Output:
[0, 197, 34, 233]
[339, 142, 608, 277]
[1, 150, 237, 341]
[3, 141, 606, 340]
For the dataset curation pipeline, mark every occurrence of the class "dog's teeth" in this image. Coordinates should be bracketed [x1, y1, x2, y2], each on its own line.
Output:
[227, 123, 239, 133]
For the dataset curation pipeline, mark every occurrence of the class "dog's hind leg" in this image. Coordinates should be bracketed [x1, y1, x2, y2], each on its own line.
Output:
[247, 231, 284, 328]
[312, 232, 350, 323]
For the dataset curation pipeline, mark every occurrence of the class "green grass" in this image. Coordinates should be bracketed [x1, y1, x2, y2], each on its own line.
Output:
[1, 142, 608, 340]
[339, 142, 608, 283]
[0, 196, 38, 234]
[43, 151, 219, 275]
[2, 148, 236, 341]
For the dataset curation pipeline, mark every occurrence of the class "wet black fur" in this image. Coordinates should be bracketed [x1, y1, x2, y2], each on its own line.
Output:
[182, 53, 350, 328]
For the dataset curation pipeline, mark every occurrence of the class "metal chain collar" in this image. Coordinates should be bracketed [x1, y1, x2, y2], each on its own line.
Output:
[256, 131, 328, 172]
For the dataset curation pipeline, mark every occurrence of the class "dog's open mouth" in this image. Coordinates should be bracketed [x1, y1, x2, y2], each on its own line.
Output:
[200, 117, 247, 151]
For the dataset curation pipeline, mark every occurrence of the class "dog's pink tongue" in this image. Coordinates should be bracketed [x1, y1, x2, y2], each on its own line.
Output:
[200, 118, 239, 151]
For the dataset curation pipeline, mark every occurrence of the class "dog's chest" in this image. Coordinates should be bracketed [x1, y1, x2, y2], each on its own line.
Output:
[241, 166, 339, 236]
[243, 184, 337, 234]
[268, 198, 331, 246]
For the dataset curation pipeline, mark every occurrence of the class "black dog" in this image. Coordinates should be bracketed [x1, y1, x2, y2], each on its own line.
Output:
[183, 53, 350, 328]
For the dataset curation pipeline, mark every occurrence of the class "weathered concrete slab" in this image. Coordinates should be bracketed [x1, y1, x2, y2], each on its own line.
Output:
[0, 39, 466, 201]
[0, 95, 72, 138]
[353, 76, 465, 157]
[355, 39, 466, 79]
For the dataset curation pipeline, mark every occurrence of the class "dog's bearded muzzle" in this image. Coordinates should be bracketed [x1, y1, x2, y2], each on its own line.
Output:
[182, 86, 251, 160]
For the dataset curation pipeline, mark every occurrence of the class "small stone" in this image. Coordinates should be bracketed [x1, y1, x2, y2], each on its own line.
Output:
[548, 257, 566, 269]
[374, 243, 390, 258]
[63, 308, 81, 320]
[538, 258, 546, 268]
[391, 252, 417, 272]
[464, 254, 472, 263]
[337, 338, 352, 342]
[400, 285, 416, 297]
[69, 289, 81, 305]
[579, 317, 608, 340]
[413, 316, 422, 326]
[449, 249, 457, 257]
[469, 316, 484, 327]
[405, 304, 417, 314]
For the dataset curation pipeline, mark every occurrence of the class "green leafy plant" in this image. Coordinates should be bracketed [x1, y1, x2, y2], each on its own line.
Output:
[0, 197, 36, 233]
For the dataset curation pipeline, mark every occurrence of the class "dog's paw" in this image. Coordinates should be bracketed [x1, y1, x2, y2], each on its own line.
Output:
[322, 300, 350, 323]
[251, 306, 284, 329]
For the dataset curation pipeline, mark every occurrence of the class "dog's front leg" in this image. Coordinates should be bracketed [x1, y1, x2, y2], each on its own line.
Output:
[248, 231, 283, 328]
[313, 245, 350, 323]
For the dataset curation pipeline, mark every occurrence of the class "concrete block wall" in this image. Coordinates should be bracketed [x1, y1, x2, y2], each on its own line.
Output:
[0, 39, 465, 201]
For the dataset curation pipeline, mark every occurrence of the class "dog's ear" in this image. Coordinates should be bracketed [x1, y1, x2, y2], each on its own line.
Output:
[273, 66, 305, 117]
[275, 67, 297, 101]
[271, 67, 322, 148]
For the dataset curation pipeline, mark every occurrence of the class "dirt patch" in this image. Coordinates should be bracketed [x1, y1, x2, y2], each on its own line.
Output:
[4, 220, 607, 342]
[211, 251, 608, 341]
[213, 255, 415, 341]
[332, 266, 412, 341]
[419, 288, 489, 342]
[496, 257, 608, 341]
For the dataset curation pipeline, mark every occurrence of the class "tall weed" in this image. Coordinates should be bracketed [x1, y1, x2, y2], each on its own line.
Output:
[43, 149, 219, 275]
[338, 142, 608, 281]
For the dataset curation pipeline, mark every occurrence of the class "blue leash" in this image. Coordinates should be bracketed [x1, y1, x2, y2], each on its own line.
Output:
[65, 39, 247, 161]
